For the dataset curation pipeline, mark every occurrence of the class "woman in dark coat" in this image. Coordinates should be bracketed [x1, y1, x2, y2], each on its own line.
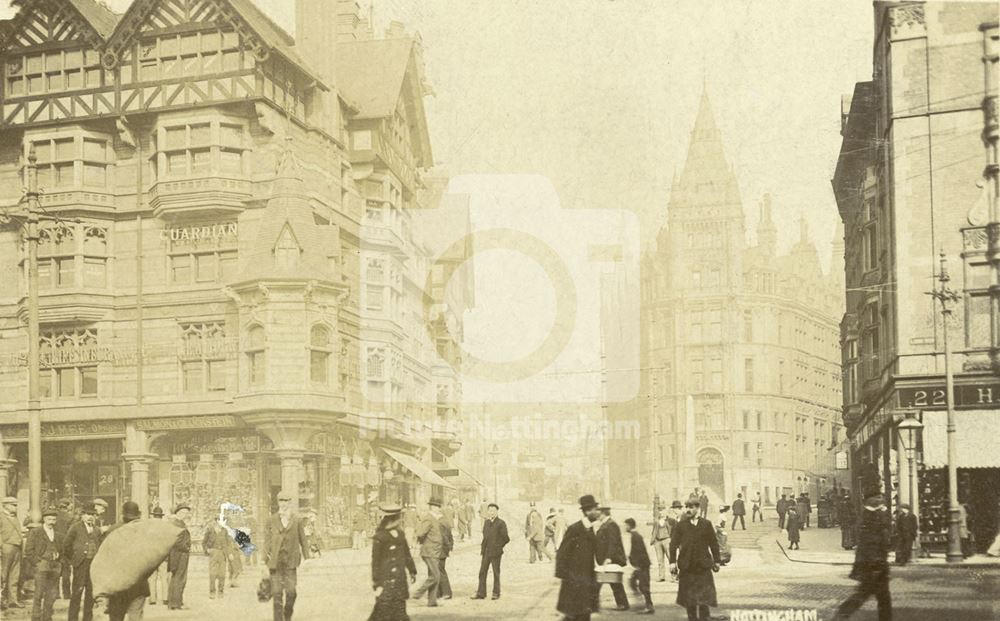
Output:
[369, 505, 417, 621]
[555, 495, 601, 621]
[786, 507, 802, 549]
[669, 499, 721, 621]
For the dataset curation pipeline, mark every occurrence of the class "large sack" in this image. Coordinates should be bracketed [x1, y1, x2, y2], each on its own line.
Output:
[91, 519, 182, 597]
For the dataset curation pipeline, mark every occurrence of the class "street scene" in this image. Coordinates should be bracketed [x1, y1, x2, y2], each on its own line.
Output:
[0, 0, 999, 620]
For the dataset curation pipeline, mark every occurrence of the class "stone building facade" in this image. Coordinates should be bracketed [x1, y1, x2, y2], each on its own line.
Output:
[834, 1, 999, 551]
[0, 0, 469, 547]
[607, 92, 845, 507]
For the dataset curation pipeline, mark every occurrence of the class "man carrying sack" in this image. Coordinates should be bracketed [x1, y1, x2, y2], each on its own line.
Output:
[264, 490, 310, 621]
[102, 502, 152, 621]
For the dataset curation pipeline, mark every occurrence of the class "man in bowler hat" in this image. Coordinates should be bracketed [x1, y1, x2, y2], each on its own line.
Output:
[65, 503, 100, 621]
[24, 506, 63, 621]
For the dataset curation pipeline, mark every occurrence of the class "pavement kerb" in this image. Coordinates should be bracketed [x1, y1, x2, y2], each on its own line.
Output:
[770, 535, 1000, 569]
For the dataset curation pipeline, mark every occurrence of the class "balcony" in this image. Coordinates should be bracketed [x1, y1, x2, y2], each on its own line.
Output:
[149, 176, 252, 219]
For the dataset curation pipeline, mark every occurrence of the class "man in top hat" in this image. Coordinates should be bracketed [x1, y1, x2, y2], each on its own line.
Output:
[55, 499, 74, 600]
[24, 506, 63, 621]
[472, 502, 509, 600]
[264, 490, 310, 621]
[103, 502, 150, 621]
[832, 494, 892, 621]
[555, 494, 600, 621]
[593, 504, 629, 612]
[1, 496, 24, 610]
[167, 503, 192, 610]
[65, 503, 100, 621]
[147, 507, 169, 606]
[412, 498, 445, 607]
[894, 503, 918, 566]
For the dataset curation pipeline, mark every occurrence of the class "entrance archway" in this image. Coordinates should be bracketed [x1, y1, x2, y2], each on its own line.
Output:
[697, 448, 725, 503]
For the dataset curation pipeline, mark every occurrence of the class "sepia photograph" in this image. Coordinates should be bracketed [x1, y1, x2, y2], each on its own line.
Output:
[0, 0, 997, 619]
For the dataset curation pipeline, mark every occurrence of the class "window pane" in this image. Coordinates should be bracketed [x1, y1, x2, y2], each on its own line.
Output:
[81, 367, 97, 396]
[171, 254, 191, 283]
[221, 30, 238, 49]
[220, 149, 241, 174]
[38, 259, 52, 287]
[58, 367, 76, 397]
[219, 251, 237, 281]
[222, 51, 240, 72]
[180, 34, 199, 55]
[968, 295, 991, 348]
[190, 124, 211, 145]
[83, 138, 106, 161]
[57, 257, 74, 287]
[139, 59, 159, 82]
[8, 77, 24, 96]
[248, 327, 264, 348]
[166, 151, 187, 176]
[54, 162, 74, 186]
[54, 138, 75, 160]
[32, 140, 51, 163]
[207, 360, 226, 391]
[165, 127, 186, 149]
[249, 352, 264, 385]
[220, 124, 242, 147]
[85, 68, 101, 88]
[26, 54, 42, 73]
[195, 253, 216, 281]
[182, 361, 203, 393]
[310, 326, 329, 347]
[182, 54, 200, 75]
[47, 73, 64, 91]
[45, 52, 63, 72]
[64, 50, 83, 69]
[83, 164, 106, 187]
[39, 369, 52, 398]
[159, 35, 178, 57]
[311, 350, 328, 384]
[202, 51, 219, 73]
[202, 31, 221, 52]
[83, 257, 106, 287]
[28, 75, 44, 94]
[65, 69, 82, 89]
[191, 149, 210, 174]
[83, 228, 106, 254]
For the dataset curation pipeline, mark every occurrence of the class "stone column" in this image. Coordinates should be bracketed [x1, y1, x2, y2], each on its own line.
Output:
[317, 458, 328, 533]
[277, 449, 304, 509]
[122, 424, 157, 514]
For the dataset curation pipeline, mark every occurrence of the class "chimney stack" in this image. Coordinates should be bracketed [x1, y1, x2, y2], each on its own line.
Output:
[296, 0, 337, 87]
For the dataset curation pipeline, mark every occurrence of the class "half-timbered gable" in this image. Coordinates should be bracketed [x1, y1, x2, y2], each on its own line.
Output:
[0, 0, 119, 125]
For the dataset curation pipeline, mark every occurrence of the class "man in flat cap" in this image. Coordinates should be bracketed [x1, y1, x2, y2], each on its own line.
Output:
[167, 504, 192, 610]
[92, 499, 109, 535]
[412, 498, 445, 607]
[894, 503, 918, 566]
[65, 503, 100, 621]
[264, 490, 310, 621]
[1, 496, 24, 610]
[24, 507, 63, 621]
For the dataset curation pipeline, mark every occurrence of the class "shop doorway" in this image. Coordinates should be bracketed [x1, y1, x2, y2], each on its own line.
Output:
[697, 448, 725, 502]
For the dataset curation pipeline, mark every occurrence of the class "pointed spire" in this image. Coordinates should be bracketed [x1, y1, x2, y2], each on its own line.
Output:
[757, 193, 777, 256]
[691, 87, 720, 143]
[799, 214, 809, 245]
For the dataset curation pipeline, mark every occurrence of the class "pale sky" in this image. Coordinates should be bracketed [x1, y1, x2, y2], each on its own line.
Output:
[0, 0, 874, 263]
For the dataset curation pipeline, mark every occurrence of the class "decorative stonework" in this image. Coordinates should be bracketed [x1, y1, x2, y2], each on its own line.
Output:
[889, 5, 926, 38]
[0, 421, 125, 440]
[963, 227, 988, 251]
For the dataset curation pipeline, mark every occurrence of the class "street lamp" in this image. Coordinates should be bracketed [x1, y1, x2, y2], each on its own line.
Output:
[928, 251, 963, 563]
[896, 416, 923, 553]
[488, 443, 501, 504]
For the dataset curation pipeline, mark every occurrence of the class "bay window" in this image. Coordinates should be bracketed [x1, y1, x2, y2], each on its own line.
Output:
[26, 133, 111, 191]
[152, 119, 248, 181]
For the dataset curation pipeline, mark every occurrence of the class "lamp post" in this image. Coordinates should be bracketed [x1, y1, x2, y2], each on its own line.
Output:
[488, 443, 500, 504]
[897, 416, 923, 553]
[928, 251, 963, 563]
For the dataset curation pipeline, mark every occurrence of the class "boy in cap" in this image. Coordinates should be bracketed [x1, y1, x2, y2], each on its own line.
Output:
[24, 507, 63, 621]
[65, 503, 100, 621]
[625, 517, 654, 614]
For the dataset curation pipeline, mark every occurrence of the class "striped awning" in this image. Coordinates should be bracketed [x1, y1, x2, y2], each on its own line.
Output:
[921, 410, 1000, 469]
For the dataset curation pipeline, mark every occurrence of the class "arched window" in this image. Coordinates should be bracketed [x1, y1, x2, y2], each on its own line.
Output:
[246, 326, 265, 386]
[309, 325, 331, 385]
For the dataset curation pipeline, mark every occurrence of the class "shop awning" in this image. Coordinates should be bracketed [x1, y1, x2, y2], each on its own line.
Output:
[382, 448, 456, 489]
[443, 467, 484, 489]
[922, 410, 1000, 469]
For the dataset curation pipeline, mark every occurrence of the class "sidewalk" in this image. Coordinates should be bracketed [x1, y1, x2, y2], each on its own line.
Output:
[770, 523, 1000, 568]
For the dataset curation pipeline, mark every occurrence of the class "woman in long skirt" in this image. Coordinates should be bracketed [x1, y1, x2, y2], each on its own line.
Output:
[369, 505, 417, 621]
[669, 500, 722, 621]
[786, 507, 802, 550]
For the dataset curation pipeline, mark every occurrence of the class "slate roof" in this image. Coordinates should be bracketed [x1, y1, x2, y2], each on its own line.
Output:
[335, 37, 415, 119]
[67, 0, 119, 39]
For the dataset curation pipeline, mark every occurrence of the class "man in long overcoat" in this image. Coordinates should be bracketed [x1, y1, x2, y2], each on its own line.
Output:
[369, 504, 417, 621]
[669, 499, 721, 621]
[555, 495, 600, 621]
[64, 503, 100, 621]
[776, 495, 789, 529]
[592, 506, 628, 612]
[524, 503, 551, 563]
[832, 494, 892, 620]
[894, 503, 918, 565]
[264, 490, 311, 621]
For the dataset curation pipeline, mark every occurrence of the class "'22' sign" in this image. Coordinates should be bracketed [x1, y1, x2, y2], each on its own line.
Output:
[910, 389, 947, 408]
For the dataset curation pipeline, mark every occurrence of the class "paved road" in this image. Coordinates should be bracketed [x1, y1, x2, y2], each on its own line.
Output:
[6, 519, 999, 620]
